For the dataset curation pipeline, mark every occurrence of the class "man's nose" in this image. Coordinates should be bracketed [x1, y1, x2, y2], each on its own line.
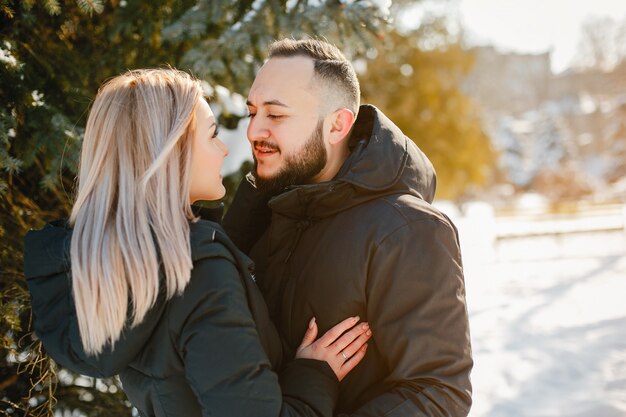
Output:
[247, 117, 270, 143]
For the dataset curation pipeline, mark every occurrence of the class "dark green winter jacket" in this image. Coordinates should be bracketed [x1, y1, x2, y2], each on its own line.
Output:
[23, 217, 339, 417]
[224, 105, 473, 417]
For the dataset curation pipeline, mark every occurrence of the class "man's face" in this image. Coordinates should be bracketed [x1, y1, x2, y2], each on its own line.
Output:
[247, 56, 329, 191]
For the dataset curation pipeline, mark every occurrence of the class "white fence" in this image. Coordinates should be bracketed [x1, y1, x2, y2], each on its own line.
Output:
[438, 202, 626, 263]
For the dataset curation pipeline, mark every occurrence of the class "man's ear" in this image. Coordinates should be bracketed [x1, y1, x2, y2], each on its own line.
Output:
[327, 108, 356, 145]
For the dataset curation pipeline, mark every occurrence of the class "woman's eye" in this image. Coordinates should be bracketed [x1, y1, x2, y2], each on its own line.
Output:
[247, 113, 256, 118]
[268, 114, 283, 120]
[212, 127, 220, 138]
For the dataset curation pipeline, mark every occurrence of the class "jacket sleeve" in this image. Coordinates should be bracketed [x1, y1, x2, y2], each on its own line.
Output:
[23, 226, 169, 378]
[345, 217, 473, 417]
[171, 257, 339, 417]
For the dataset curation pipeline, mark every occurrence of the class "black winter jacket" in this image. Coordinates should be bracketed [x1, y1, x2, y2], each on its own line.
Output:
[23, 217, 339, 417]
[224, 105, 473, 417]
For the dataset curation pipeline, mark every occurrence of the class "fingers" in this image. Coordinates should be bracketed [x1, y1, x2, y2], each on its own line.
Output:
[317, 316, 360, 347]
[337, 343, 368, 381]
[297, 317, 318, 351]
[337, 326, 372, 359]
[330, 322, 370, 353]
[294, 316, 373, 381]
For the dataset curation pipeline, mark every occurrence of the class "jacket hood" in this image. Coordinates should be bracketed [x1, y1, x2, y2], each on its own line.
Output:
[269, 104, 436, 218]
[23, 215, 236, 378]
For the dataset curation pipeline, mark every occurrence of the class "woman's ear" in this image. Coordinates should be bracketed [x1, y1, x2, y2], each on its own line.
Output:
[327, 108, 356, 145]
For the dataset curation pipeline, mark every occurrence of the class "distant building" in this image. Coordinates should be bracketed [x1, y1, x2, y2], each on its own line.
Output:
[463, 46, 552, 115]
[463, 46, 626, 202]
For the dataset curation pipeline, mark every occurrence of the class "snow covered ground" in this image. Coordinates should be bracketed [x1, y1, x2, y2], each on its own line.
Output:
[453, 206, 626, 417]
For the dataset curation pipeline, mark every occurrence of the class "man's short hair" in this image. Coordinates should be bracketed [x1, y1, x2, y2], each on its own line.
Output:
[268, 38, 360, 115]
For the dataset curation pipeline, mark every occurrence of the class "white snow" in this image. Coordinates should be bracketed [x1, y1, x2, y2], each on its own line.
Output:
[217, 117, 252, 176]
[450, 202, 626, 417]
[212, 85, 247, 118]
[0, 44, 17, 68]
[362, 0, 392, 16]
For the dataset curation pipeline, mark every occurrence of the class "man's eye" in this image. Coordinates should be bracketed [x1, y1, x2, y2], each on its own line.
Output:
[247, 112, 256, 118]
[212, 127, 220, 138]
[268, 114, 283, 120]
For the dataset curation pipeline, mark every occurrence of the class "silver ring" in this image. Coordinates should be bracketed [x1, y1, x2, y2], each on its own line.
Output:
[341, 351, 347, 360]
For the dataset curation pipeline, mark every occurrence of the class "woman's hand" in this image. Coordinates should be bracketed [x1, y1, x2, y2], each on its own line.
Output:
[295, 316, 372, 381]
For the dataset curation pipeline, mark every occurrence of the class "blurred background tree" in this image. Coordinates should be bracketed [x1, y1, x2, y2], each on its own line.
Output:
[572, 15, 626, 72]
[0, 0, 389, 415]
[0, 0, 493, 415]
[359, 14, 495, 200]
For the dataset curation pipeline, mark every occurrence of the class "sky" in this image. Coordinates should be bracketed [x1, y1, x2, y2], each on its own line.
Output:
[408, 0, 626, 73]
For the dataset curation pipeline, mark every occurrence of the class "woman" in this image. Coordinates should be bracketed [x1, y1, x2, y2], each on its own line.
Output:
[23, 68, 371, 417]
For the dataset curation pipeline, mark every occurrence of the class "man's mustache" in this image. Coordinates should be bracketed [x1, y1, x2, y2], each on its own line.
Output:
[253, 141, 280, 151]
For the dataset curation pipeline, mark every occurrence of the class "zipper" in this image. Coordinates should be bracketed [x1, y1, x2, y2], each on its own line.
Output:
[283, 218, 312, 263]
[280, 217, 313, 344]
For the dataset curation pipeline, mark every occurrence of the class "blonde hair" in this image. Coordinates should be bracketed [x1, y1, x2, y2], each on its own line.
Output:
[69, 68, 203, 355]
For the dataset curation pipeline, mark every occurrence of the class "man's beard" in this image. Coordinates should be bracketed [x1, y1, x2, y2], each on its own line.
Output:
[253, 119, 327, 195]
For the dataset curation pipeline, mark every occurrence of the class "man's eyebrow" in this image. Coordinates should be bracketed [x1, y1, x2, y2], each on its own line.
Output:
[246, 99, 289, 108]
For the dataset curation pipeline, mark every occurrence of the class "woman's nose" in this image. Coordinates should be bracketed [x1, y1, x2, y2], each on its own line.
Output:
[217, 138, 229, 156]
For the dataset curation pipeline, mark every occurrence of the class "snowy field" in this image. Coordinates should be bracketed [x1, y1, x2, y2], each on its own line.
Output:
[450, 205, 626, 417]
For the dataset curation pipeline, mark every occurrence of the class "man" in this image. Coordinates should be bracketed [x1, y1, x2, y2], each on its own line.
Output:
[224, 38, 472, 417]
